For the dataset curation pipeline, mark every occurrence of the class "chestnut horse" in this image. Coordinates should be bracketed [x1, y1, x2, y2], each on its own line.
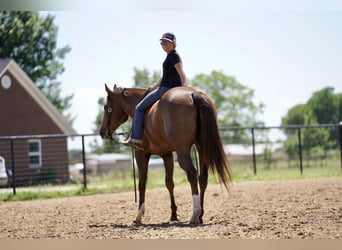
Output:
[100, 84, 232, 224]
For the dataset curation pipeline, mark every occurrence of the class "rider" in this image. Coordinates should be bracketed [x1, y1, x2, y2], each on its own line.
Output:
[120, 32, 186, 150]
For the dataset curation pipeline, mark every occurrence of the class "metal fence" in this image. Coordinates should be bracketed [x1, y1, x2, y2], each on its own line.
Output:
[221, 123, 342, 175]
[0, 123, 341, 195]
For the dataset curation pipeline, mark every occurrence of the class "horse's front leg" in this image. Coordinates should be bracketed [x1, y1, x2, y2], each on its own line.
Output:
[133, 152, 150, 224]
[162, 153, 178, 221]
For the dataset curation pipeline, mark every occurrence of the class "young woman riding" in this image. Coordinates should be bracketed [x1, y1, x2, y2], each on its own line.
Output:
[120, 32, 186, 150]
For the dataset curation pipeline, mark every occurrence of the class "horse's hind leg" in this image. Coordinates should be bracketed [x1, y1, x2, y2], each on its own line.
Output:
[134, 152, 150, 224]
[176, 148, 201, 224]
[198, 161, 208, 224]
[162, 153, 178, 221]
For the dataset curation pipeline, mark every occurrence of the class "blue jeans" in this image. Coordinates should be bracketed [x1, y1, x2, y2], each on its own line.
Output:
[131, 86, 170, 141]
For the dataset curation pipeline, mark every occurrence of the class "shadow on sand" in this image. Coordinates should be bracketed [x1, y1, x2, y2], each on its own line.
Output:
[89, 221, 213, 230]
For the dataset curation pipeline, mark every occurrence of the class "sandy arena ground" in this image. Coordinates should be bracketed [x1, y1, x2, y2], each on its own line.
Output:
[0, 178, 341, 239]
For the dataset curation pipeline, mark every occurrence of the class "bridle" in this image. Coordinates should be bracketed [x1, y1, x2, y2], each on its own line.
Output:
[103, 87, 149, 141]
[104, 98, 115, 140]
[104, 94, 129, 141]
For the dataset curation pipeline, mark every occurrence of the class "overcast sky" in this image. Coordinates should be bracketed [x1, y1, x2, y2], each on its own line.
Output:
[48, 2, 342, 137]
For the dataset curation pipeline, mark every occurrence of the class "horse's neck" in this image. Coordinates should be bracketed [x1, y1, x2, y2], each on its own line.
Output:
[124, 89, 146, 117]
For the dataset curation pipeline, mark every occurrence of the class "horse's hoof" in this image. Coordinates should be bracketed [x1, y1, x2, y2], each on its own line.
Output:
[190, 219, 200, 225]
[133, 216, 143, 225]
[190, 209, 201, 225]
[170, 214, 178, 221]
[133, 219, 142, 225]
[190, 216, 200, 225]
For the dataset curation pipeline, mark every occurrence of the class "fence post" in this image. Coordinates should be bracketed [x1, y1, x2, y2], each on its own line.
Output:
[10, 139, 16, 195]
[297, 128, 303, 175]
[81, 135, 87, 190]
[251, 128, 257, 175]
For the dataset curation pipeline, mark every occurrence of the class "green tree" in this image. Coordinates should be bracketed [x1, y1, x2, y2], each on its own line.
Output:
[190, 70, 265, 143]
[307, 87, 340, 143]
[282, 109, 330, 165]
[190, 71, 264, 127]
[300, 111, 330, 159]
[337, 91, 342, 152]
[0, 11, 73, 121]
[133, 67, 160, 88]
[282, 87, 341, 136]
[338, 93, 342, 122]
[281, 86, 341, 161]
[281, 104, 309, 137]
[308, 87, 338, 124]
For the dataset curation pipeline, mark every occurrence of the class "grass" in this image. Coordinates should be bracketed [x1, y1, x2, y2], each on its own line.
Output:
[230, 154, 342, 182]
[232, 166, 342, 182]
[0, 161, 341, 203]
[0, 185, 121, 203]
[1, 189, 83, 202]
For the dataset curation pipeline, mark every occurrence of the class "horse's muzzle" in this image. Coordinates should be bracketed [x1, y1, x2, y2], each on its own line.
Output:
[99, 127, 110, 139]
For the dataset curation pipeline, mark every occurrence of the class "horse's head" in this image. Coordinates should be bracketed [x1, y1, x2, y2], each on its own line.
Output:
[99, 84, 129, 139]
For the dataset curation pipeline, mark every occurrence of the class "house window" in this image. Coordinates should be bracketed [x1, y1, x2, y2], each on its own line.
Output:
[28, 140, 42, 168]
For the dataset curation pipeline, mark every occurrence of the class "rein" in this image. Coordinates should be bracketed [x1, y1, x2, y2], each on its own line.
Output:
[131, 147, 137, 203]
[121, 88, 150, 203]
[104, 100, 115, 140]
[103, 86, 151, 203]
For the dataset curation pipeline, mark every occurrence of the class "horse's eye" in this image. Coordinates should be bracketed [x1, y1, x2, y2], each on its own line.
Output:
[107, 107, 112, 113]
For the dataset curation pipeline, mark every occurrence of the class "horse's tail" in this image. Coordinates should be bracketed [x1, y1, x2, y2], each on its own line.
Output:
[192, 91, 232, 191]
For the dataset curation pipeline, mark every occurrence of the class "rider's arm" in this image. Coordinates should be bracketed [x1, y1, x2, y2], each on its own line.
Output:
[175, 62, 186, 86]
[148, 78, 161, 91]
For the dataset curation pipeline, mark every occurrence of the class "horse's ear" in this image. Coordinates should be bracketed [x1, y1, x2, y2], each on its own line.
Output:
[113, 84, 117, 90]
[105, 83, 111, 93]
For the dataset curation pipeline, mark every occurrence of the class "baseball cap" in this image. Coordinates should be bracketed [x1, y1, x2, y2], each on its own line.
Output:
[160, 32, 176, 43]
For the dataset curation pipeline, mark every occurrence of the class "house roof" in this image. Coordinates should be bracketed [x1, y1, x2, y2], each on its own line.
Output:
[0, 59, 76, 135]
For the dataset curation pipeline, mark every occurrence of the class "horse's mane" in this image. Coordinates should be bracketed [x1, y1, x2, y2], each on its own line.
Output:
[121, 87, 149, 97]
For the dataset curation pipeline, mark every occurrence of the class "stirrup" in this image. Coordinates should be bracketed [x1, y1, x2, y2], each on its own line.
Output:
[119, 138, 143, 151]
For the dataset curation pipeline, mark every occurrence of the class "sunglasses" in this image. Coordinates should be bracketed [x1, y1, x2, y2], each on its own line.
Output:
[160, 40, 170, 46]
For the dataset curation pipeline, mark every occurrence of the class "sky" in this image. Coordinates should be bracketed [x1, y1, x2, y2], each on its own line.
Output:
[47, 2, 342, 137]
